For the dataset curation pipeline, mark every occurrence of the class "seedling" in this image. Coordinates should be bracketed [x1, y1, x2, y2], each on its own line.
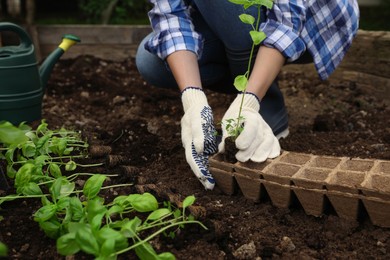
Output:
[0, 121, 206, 259]
[224, 0, 273, 140]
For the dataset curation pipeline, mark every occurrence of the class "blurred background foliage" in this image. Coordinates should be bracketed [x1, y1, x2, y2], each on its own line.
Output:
[0, 0, 388, 31]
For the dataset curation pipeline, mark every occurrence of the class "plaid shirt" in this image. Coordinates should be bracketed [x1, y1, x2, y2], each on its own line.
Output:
[145, 0, 359, 80]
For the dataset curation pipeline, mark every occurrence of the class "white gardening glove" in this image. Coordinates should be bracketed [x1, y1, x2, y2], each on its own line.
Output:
[218, 92, 281, 162]
[181, 87, 218, 190]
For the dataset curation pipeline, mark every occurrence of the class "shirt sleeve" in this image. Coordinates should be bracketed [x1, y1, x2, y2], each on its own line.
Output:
[145, 0, 203, 60]
[260, 0, 307, 62]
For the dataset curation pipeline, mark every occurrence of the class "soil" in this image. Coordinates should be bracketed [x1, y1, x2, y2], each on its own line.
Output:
[1, 55, 390, 259]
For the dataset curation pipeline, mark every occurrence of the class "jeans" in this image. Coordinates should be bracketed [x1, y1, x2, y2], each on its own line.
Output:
[136, 0, 289, 135]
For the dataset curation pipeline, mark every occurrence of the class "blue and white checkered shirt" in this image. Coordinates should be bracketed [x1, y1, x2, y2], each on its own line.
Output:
[145, 0, 359, 80]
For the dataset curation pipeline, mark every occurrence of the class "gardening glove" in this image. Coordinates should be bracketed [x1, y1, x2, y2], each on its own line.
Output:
[181, 87, 218, 190]
[218, 92, 281, 162]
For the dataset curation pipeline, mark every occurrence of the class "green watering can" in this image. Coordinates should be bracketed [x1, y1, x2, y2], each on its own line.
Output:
[0, 22, 80, 124]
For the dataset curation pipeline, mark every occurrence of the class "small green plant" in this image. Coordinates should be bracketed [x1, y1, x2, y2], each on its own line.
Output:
[0, 121, 206, 259]
[224, 0, 273, 139]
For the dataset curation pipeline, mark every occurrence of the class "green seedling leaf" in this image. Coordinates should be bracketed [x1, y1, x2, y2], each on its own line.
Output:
[182, 195, 196, 209]
[97, 227, 128, 251]
[121, 217, 142, 238]
[57, 232, 80, 256]
[41, 195, 51, 206]
[6, 165, 17, 179]
[158, 252, 176, 260]
[69, 197, 84, 221]
[233, 75, 248, 91]
[21, 182, 43, 196]
[113, 195, 131, 208]
[14, 163, 34, 189]
[250, 30, 266, 45]
[99, 239, 116, 259]
[63, 147, 74, 155]
[39, 219, 61, 239]
[134, 241, 158, 260]
[228, 0, 250, 5]
[34, 204, 58, 222]
[107, 205, 124, 217]
[50, 178, 75, 201]
[0, 121, 28, 146]
[0, 195, 18, 205]
[256, 0, 273, 9]
[60, 181, 75, 199]
[57, 197, 71, 210]
[131, 193, 158, 213]
[91, 212, 106, 231]
[76, 225, 100, 256]
[51, 137, 67, 156]
[146, 208, 171, 222]
[50, 177, 64, 201]
[86, 198, 107, 230]
[36, 120, 49, 134]
[83, 174, 106, 200]
[49, 163, 62, 178]
[239, 14, 255, 25]
[21, 143, 36, 158]
[34, 155, 49, 167]
[4, 148, 15, 164]
[36, 134, 51, 150]
[65, 160, 77, 171]
[0, 241, 8, 257]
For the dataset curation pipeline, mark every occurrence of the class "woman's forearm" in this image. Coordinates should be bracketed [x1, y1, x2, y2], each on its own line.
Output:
[166, 50, 202, 91]
[246, 46, 285, 99]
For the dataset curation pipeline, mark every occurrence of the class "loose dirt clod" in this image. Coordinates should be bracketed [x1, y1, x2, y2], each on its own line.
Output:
[106, 155, 129, 167]
[89, 145, 112, 157]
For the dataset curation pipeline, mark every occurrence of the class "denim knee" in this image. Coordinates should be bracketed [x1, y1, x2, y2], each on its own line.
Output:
[135, 34, 177, 88]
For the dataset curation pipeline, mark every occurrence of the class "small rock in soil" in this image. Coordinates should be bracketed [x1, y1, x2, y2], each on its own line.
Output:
[232, 241, 257, 260]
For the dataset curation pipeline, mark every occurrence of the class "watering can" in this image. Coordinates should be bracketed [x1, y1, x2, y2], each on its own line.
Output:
[0, 22, 80, 124]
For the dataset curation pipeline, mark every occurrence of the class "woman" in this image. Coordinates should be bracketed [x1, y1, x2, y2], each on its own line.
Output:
[136, 0, 359, 190]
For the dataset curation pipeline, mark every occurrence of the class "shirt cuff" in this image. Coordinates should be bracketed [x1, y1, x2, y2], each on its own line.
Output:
[260, 20, 306, 62]
[144, 29, 203, 61]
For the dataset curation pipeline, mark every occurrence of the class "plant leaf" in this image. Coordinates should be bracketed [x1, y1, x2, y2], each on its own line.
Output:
[182, 195, 196, 209]
[83, 174, 106, 200]
[69, 197, 84, 221]
[21, 143, 36, 158]
[76, 225, 100, 256]
[21, 182, 43, 196]
[0, 121, 28, 146]
[228, 0, 250, 5]
[250, 30, 266, 45]
[233, 75, 248, 91]
[65, 160, 77, 171]
[14, 163, 34, 189]
[134, 241, 158, 260]
[49, 163, 62, 178]
[239, 14, 255, 25]
[39, 219, 61, 239]
[131, 193, 158, 213]
[121, 217, 142, 238]
[57, 233, 80, 256]
[158, 252, 176, 260]
[255, 0, 273, 9]
[33, 204, 58, 222]
[146, 208, 171, 222]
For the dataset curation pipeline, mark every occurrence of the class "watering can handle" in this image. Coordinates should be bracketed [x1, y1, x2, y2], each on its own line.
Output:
[0, 22, 33, 49]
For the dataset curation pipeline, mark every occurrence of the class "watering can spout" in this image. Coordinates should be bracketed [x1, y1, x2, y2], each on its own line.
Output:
[40, 34, 80, 89]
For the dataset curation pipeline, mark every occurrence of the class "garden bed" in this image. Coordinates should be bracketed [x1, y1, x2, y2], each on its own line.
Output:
[0, 48, 389, 259]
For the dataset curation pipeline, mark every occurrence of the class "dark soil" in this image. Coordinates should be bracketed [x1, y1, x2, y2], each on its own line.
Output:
[1, 55, 389, 259]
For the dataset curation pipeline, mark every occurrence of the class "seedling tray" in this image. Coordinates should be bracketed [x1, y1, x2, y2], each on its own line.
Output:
[209, 151, 390, 227]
